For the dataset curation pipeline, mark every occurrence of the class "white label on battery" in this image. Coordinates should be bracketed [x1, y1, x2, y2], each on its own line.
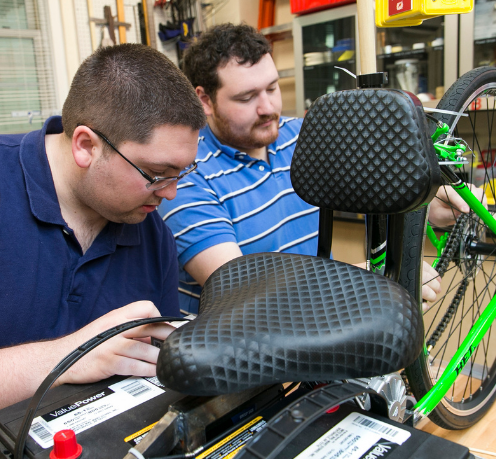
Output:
[29, 377, 165, 449]
[294, 412, 411, 459]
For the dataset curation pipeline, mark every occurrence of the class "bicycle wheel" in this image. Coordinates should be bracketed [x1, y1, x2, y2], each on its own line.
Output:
[402, 66, 496, 430]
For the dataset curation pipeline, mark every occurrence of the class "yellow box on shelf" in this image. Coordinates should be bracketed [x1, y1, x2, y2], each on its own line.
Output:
[376, 0, 473, 27]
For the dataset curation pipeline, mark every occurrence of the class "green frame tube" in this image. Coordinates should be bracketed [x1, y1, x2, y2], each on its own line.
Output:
[414, 295, 496, 418]
[425, 224, 449, 269]
[452, 181, 496, 234]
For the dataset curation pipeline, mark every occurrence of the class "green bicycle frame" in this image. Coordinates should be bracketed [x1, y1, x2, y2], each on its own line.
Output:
[412, 180, 496, 421]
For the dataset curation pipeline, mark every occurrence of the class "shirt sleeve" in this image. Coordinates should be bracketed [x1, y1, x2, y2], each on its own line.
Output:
[158, 172, 238, 268]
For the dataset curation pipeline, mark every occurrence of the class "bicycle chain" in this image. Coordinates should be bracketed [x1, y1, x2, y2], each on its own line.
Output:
[426, 278, 468, 349]
[433, 213, 469, 277]
[426, 213, 469, 349]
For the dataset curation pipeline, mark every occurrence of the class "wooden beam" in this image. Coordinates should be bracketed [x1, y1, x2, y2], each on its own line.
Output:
[86, 0, 97, 51]
[116, 0, 127, 44]
[141, 0, 151, 46]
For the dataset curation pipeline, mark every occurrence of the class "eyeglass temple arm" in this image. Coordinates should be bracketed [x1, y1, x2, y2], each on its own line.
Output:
[89, 127, 155, 183]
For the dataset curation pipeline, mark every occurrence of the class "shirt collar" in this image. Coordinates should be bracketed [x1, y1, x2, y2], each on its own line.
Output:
[20, 116, 140, 247]
[20, 116, 65, 226]
[199, 124, 279, 160]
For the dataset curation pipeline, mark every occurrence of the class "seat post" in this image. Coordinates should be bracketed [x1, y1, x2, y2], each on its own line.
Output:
[317, 207, 333, 258]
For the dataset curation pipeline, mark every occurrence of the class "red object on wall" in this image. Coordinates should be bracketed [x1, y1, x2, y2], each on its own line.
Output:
[259, 0, 276, 29]
[388, 0, 413, 15]
[290, 0, 356, 15]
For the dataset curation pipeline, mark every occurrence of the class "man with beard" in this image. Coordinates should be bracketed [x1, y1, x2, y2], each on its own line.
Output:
[158, 23, 468, 315]
[158, 23, 316, 314]
[0, 43, 205, 408]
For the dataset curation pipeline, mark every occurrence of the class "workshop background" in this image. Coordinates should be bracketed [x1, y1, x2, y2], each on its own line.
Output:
[1, 0, 496, 455]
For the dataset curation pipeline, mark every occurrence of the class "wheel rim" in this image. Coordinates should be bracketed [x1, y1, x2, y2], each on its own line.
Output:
[424, 81, 496, 414]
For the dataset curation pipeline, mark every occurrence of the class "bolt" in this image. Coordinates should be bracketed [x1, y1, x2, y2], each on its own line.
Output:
[291, 409, 305, 422]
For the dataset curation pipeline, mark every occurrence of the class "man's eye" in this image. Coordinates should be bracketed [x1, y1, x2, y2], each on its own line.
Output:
[150, 169, 170, 177]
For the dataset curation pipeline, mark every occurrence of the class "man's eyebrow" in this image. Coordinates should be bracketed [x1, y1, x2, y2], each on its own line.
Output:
[143, 161, 180, 170]
[233, 78, 279, 98]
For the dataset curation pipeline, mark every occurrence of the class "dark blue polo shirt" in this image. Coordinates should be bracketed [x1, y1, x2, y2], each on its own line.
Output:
[0, 117, 180, 347]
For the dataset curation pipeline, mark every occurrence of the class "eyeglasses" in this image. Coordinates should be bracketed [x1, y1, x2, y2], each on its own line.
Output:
[80, 125, 197, 191]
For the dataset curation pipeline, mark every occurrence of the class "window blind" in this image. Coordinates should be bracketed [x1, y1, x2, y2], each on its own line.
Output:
[0, 0, 59, 134]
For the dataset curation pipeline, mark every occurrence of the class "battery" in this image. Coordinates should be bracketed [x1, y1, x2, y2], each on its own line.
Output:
[0, 379, 475, 459]
[0, 377, 284, 459]
[0, 375, 186, 458]
[270, 403, 474, 459]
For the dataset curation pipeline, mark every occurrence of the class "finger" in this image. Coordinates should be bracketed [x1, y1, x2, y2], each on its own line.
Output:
[446, 186, 470, 213]
[122, 323, 176, 340]
[114, 338, 160, 364]
[422, 261, 441, 281]
[422, 262, 441, 302]
[428, 278, 441, 294]
[423, 275, 441, 295]
[422, 302, 434, 313]
[119, 301, 162, 320]
[437, 186, 468, 214]
[468, 184, 488, 207]
[422, 284, 437, 302]
[109, 356, 159, 378]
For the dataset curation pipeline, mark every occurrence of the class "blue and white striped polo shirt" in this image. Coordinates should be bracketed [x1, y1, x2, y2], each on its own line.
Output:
[158, 116, 320, 313]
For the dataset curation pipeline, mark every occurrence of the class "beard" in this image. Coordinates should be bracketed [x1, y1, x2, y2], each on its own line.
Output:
[211, 107, 280, 151]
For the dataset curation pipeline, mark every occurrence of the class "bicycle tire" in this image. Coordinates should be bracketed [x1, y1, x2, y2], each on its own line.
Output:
[402, 66, 496, 430]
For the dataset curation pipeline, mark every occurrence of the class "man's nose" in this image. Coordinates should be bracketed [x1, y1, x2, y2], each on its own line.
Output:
[154, 181, 178, 201]
[257, 91, 273, 116]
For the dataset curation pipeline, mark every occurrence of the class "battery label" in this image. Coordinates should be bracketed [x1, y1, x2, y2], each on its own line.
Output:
[294, 412, 411, 459]
[196, 416, 267, 459]
[29, 377, 165, 449]
[125, 422, 158, 447]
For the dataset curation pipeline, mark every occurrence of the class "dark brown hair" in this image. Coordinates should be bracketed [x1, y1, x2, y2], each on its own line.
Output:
[62, 43, 205, 146]
[182, 23, 272, 101]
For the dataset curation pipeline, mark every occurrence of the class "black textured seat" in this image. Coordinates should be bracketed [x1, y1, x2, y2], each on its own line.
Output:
[291, 89, 440, 214]
[157, 253, 423, 396]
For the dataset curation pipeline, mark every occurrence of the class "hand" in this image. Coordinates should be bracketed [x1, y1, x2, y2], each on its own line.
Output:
[429, 184, 486, 227]
[56, 301, 175, 386]
[422, 261, 441, 313]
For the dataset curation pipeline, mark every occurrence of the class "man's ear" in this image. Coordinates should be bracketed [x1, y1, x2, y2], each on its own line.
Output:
[196, 86, 214, 116]
[72, 126, 98, 169]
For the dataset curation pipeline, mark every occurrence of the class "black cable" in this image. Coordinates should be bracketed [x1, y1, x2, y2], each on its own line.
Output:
[425, 112, 442, 125]
[14, 315, 190, 459]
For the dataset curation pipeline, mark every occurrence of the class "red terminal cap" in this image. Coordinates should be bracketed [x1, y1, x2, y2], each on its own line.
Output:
[49, 429, 83, 459]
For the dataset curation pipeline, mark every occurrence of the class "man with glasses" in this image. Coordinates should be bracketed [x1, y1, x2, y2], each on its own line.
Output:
[158, 23, 475, 315]
[0, 43, 205, 408]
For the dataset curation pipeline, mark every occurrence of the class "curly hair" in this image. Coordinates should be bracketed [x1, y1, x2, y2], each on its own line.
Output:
[62, 43, 205, 147]
[182, 23, 272, 100]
